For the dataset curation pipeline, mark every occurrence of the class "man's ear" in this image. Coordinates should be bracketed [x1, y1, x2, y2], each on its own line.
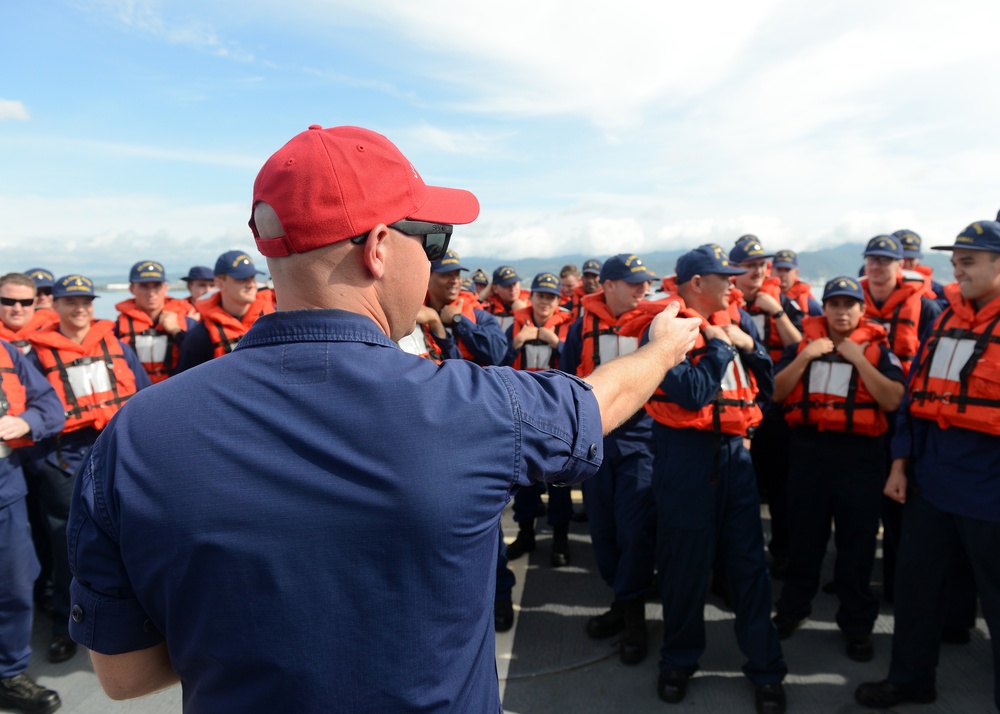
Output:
[359, 224, 391, 279]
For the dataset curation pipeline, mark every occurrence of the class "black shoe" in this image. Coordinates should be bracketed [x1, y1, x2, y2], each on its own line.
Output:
[772, 613, 805, 640]
[657, 669, 689, 704]
[505, 529, 536, 560]
[619, 600, 647, 665]
[586, 601, 625, 639]
[845, 633, 874, 662]
[941, 627, 971, 645]
[755, 682, 786, 714]
[0, 674, 62, 714]
[47, 636, 76, 664]
[855, 679, 936, 708]
[494, 600, 514, 632]
[550, 538, 570, 567]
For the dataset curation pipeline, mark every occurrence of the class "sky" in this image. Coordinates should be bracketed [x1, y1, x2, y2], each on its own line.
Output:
[3, 0, 1000, 279]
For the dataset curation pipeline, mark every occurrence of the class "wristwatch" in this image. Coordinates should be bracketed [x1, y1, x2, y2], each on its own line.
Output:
[771, 309, 785, 320]
[451, 314, 464, 328]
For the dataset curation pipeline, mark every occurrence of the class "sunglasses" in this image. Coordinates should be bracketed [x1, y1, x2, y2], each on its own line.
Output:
[37, 288, 53, 296]
[0, 297, 36, 308]
[350, 221, 453, 262]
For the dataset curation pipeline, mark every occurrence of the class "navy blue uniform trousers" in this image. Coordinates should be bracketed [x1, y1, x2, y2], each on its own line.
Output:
[653, 426, 786, 684]
[581, 413, 656, 603]
[511, 482, 573, 527]
[0, 498, 40, 678]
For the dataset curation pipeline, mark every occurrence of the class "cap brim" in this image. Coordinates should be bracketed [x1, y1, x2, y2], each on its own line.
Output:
[717, 266, 748, 275]
[432, 263, 469, 273]
[772, 261, 796, 269]
[623, 272, 658, 283]
[409, 185, 480, 226]
[864, 250, 901, 259]
[930, 244, 999, 252]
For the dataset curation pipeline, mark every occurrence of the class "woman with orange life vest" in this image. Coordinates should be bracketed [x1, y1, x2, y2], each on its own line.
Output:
[769, 277, 905, 663]
[502, 272, 576, 567]
[644, 245, 787, 713]
[115, 261, 198, 384]
[561, 253, 662, 667]
[728, 237, 805, 580]
[174, 251, 276, 372]
[26, 274, 150, 667]
[856, 221, 1000, 711]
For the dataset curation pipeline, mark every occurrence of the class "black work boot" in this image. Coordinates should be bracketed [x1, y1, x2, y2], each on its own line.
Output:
[619, 599, 648, 665]
[505, 521, 536, 560]
[0, 674, 62, 714]
[586, 601, 625, 639]
[550, 524, 570, 567]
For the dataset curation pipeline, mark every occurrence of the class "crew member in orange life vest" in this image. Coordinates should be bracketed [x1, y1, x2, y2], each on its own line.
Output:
[179, 266, 216, 319]
[27, 274, 150, 666]
[770, 277, 904, 664]
[24, 269, 56, 312]
[562, 258, 602, 320]
[560, 253, 660, 668]
[471, 268, 490, 302]
[644, 245, 787, 712]
[502, 272, 576, 567]
[404, 249, 507, 366]
[0, 273, 58, 353]
[772, 250, 823, 317]
[729, 237, 803, 580]
[483, 265, 528, 332]
[174, 251, 276, 373]
[115, 261, 197, 384]
[856, 220, 1000, 711]
[894, 229, 947, 307]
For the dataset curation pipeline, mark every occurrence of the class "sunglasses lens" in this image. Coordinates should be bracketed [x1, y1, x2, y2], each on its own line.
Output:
[424, 233, 450, 262]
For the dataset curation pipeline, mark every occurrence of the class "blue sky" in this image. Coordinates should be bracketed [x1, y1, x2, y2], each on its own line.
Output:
[3, 0, 1000, 278]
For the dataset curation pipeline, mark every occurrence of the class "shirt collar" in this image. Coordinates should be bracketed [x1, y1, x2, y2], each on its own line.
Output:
[235, 309, 397, 350]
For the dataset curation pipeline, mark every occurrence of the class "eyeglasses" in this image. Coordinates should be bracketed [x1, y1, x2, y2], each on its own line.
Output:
[350, 221, 453, 262]
[0, 297, 36, 308]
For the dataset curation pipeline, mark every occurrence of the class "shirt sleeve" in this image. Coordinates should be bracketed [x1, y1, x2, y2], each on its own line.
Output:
[559, 318, 584, 377]
[174, 323, 213, 373]
[456, 309, 509, 366]
[67, 428, 164, 654]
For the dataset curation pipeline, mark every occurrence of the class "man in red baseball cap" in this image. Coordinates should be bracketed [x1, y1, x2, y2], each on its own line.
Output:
[67, 125, 701, 712]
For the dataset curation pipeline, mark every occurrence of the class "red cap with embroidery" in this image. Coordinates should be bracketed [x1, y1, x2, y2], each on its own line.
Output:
[250, 125, 480, 257]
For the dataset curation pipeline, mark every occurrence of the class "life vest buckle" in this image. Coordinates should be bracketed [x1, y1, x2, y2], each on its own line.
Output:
[940, 392, 953, 404]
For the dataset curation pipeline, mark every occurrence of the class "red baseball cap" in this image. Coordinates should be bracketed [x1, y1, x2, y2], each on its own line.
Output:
[250, 125, 480, 257]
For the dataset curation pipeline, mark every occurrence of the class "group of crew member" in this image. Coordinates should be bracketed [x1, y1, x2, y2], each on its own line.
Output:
[0, 250, 278, 714]
[0, 212, 996, 713]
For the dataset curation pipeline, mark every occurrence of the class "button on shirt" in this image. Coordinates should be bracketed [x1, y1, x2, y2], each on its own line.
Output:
[68, 309, 603, 714]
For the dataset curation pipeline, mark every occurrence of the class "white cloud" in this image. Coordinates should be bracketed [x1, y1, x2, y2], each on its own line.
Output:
[0, 99, 29, 121]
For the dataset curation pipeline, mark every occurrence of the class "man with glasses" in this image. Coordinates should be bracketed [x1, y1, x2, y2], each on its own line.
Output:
[64, 124, 700, 712]
[0, 273, 58, 353]
[24, 269, 55, 312]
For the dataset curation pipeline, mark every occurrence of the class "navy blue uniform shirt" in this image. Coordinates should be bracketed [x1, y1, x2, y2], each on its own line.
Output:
[68, 309, 602, 713]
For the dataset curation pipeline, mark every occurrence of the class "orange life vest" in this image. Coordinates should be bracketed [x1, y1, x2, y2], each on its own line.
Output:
[0, 344, 33, 448]
[861, 273, 923, 376]
[0, 311, 59, 355]
[562, 284, 588, 321]
[783, 317, 889, 436]
[645, 298, 762, 436]
[575, 293, 661, 378]
[908, 283, 1000, 434]
[28, 321, 137, 433]
[115, 297, 191, 383]
[413, 292, 482, 363]
[784, 281, 816, 314]
[741, 278, 787, 363]
[509, 306, 573, 371]
[197, 292, 276, 359]
[483, 294, 523, 333]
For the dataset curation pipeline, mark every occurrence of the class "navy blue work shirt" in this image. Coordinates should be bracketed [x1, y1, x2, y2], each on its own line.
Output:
[68, 309, 602, 713]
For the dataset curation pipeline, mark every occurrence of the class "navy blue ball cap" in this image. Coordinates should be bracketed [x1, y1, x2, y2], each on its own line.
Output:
[729, 235, 774, 264]
[215, 250, 265, 279]
[530, 272, 561, 296]
[25, 268, 55, 288]
[822, 276, 864, 303]
[676, 245, 747, 284]
[460, 276, 474, 292]
[772, 249, 798, 269]
[581, 258, 602, 275]
[492, 265, 521, 287]
[430, 249, 468, 273]
[931, 220, 1000, 254]
[599, 253, 657, 284]
[181, 266, 214, 282]
[471, 268, 489, 285]
[53, 274, 99, 299]
[893, 229, 923, 258]
[863, 235, 903, 260]
[129, 260, 167, 283]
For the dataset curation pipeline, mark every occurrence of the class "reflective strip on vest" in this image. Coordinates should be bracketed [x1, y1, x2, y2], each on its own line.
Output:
[496, 315, 515, 332]
[397, 327, 430, 357]
[598, 334, 638, 361]
[721, 355, 751, 393]
[524, 343, 554, 370]
[926, 337, 977, 383]
[806, 361, 855, 399]
[133, 334, 169, 365]
[751, 313, 766, 340]
[65, 360, 113, 400]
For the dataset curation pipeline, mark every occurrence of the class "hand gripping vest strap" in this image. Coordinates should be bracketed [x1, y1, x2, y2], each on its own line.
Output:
[49, 339, 131, 421]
